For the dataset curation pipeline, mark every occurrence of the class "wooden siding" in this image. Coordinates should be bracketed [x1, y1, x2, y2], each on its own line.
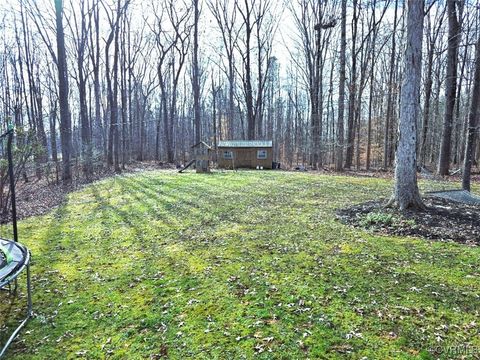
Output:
[217, 147, 273, 169]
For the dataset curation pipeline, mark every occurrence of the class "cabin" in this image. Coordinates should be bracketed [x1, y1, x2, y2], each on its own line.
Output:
[217, 140, 273, 169]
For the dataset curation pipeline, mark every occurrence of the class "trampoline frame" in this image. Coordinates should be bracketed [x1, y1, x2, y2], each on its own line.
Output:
[0, 127, 33, 358]
[0, 242, 32, 358]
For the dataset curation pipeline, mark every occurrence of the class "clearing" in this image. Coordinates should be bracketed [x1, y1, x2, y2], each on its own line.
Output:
[1, 171, 479, 359]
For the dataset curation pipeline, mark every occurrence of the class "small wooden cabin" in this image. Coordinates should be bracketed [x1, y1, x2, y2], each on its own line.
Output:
[217, 140, 273, 169]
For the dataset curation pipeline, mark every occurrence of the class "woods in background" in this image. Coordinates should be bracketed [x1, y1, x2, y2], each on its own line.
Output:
[0, 0, 479, 184]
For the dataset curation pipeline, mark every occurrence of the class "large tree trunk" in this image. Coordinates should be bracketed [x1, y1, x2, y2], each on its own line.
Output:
[112, 6, 121, 172]
[345, 0, 358, 169]
[245, 13, 255, 140]
[106, 34, 114, 166]
[389, 0, 425, 211]
[55, 0, 72, 182]
[420, 40, 435, 167]
[77, 3, 93, 178]
[34, 73, 48, 179]
[91, 1, 102, 156]
[462, 33, 480, 191]
[335, 0, 346, 172]
[228, 64, 235, 139]
[437, 0, 462, 175]
[453, 33, 467, 165]
[49, 100, 59, 183]
[366, 47, 375, 170]
[78, 60, 92, 177]
[212, 79, 218, 161]
[105, 0, 125, 173]
[383, 0, 398, 169]
[192, 0, 201, 144]
[311, 15, 323, 170]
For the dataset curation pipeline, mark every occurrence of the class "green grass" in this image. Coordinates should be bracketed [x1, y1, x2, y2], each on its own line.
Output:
[1, 171, 479, 359]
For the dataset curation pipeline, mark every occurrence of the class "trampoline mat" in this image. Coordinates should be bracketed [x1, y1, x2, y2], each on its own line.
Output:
[0, 239, 27, 283]
[427, 190, 480, 205]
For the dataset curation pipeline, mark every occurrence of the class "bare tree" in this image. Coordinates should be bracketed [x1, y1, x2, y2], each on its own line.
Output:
[236, 0, 256, 140]
[89, 0, 103, 156]
[192, 0, 201, 144]
[104, 0, 130, 172]
[291, 0, 336, 169]
[462, 31, 480, 191]
[438, 0, 463, 175]
[68, 0, 93, 177]
[234, 0, 276, 140]
[208, 0, 239, 140]
[344, 0, 359, 169]
[420, 3, 445, 166]
[151, 0, 192, 162]
[55, 0, 73, 182]
[335, 0, 346, 171]
[383, 0, 399, 169]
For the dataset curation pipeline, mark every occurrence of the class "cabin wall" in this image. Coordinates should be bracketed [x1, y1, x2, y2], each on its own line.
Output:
[217, 147, 273, 169]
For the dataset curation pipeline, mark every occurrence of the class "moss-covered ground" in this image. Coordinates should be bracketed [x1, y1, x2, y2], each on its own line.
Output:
[1, 171, 479, 359]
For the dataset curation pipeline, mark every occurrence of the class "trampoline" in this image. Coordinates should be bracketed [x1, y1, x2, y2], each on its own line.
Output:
[0, 127, 32, 359]
[421, 165, 480, 206]
[426, 189, 480, 205]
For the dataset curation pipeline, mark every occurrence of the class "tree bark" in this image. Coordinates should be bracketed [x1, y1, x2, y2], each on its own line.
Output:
[420, 39, 435, 167]
[75, 0, 93, 177]
[55, 0, 72, 182]
[389, 0, 425, 211]
[193, 0, 201, 144]
[345, 0, 358, 169]
[335, 0, 346, 172]
[462, 33, 480, 191]
[383, 0, 398, 169]
[438, 0, 462, 175]
[243, 2, 255, 140]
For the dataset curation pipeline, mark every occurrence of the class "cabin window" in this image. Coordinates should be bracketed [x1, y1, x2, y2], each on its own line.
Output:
[257, 150, 267, 159]
[223, 151, 233, 159]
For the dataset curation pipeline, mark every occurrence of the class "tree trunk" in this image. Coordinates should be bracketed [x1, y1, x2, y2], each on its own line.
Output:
[228, 64, 235, 139]
[77, 5, 93, 178]
[389, 0, 425, 211]
[366, 50, 375, 170]
[420, 41, 435, 167]
[438, 0, 462, 175]
[345, 0, 358, 169]
[462, 33, 480, 191]
[193, 0, 201, 144]
[212, 79, 218, 162]
[335, 0, 346, 172]
[112, 6, 121, 172]
[245, 13, 255, 140]
[92, 1, 102, 156]
[55, 0, 72, 182]
[49, 100, 59, 183]
[384, 0, 398, 169]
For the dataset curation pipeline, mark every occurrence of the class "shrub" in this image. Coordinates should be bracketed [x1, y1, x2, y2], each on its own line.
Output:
[359, 211, 395, 227]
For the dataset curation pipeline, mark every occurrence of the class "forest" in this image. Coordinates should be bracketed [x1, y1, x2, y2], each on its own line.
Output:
[0, 0, 478, 186]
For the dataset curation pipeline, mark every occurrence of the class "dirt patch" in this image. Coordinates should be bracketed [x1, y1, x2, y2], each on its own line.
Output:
[337, 197, 480, 245]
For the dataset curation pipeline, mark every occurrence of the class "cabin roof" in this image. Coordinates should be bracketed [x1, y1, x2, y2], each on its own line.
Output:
[218, 140, 273, 148]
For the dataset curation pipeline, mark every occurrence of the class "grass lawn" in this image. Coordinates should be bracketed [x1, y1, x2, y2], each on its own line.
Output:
[1, 171, 479, 359]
